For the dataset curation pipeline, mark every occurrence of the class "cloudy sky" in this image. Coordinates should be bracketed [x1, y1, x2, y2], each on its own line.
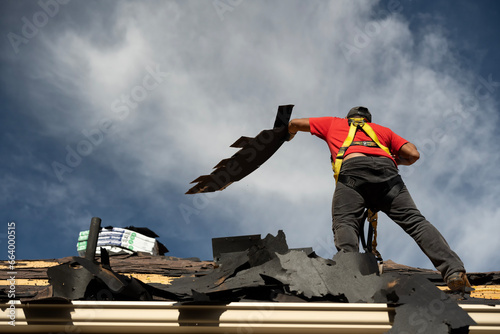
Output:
[1, 0, 499, 273]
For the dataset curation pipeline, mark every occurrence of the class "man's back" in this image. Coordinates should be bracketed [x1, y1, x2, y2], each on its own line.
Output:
[309, 116, 408, 165]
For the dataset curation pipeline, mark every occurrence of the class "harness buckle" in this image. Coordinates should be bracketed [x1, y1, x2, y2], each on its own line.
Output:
[348, 117, 366, 128]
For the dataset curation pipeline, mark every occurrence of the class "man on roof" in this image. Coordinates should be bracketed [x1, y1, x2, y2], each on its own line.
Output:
[288, 106, 469, 292]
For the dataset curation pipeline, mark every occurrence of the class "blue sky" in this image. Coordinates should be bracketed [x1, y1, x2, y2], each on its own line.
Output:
[1, 0, 499, 273]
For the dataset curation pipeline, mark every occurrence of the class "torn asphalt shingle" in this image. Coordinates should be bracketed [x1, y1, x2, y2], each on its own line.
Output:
[166, 230, 289, 299]
[247, 229, 289, 267]
[274, 250, 382, 302]
[383, 274, 476, 333]
[186, 105, 294, 194]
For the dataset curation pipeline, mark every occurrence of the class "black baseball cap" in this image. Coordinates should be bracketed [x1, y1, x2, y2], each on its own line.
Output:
[346, 106, 372, 122]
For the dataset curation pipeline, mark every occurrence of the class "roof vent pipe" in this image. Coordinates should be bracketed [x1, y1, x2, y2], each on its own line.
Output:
[85, 217, 101, 261]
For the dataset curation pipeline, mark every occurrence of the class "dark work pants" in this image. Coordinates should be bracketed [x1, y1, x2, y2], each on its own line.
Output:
[332, 156, 465, 280]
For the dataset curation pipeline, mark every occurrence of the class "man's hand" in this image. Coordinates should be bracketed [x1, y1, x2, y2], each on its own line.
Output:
[287, 118, 311, 141]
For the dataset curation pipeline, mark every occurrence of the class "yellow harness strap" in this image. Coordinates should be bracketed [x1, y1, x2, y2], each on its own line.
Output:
[332, 118, 391, 182]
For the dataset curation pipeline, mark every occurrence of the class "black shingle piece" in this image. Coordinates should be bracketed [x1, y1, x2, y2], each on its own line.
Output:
[384, 274, 476, 333]
[186, 105, 294, 194]
[166, 230, 290, 300]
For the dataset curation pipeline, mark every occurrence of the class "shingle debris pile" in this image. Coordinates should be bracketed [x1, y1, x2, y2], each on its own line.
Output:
[160, 230, 477, 333]
[2, 230, 499, 333]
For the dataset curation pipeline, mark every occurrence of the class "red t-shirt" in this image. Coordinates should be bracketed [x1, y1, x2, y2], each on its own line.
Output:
[309, 117, 409, 166]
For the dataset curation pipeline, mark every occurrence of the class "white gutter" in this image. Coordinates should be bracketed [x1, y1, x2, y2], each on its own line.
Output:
[1, 301, 499, 334]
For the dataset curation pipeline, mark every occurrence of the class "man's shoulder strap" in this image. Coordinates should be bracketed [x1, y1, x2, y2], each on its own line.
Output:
[332, 118, 391, 182]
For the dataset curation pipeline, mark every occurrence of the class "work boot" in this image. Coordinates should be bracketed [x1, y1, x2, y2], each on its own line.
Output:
[446, 272, 471, 293]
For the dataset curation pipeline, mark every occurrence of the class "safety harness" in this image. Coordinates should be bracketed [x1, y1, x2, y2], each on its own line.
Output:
[332, 117, 403, 263]
[332, 118, 391, 182]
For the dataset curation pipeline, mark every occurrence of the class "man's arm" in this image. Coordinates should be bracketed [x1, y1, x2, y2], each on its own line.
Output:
[287, 118, 310, 141]
[395, 142, 420, 165]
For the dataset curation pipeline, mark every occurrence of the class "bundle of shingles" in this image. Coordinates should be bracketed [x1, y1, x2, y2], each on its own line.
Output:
[77, 226, 169, 257]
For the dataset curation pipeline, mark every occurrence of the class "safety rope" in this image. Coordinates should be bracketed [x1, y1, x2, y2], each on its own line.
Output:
[367, 209, 382, 261]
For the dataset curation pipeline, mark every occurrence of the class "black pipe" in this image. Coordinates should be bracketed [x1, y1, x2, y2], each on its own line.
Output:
[85, 217, 102, 261]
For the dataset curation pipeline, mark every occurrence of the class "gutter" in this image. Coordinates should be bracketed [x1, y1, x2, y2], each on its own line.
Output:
[1, 301, 499, 334]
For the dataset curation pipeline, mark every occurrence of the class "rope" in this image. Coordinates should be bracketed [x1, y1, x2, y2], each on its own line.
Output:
[367, 209, 382, 261]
